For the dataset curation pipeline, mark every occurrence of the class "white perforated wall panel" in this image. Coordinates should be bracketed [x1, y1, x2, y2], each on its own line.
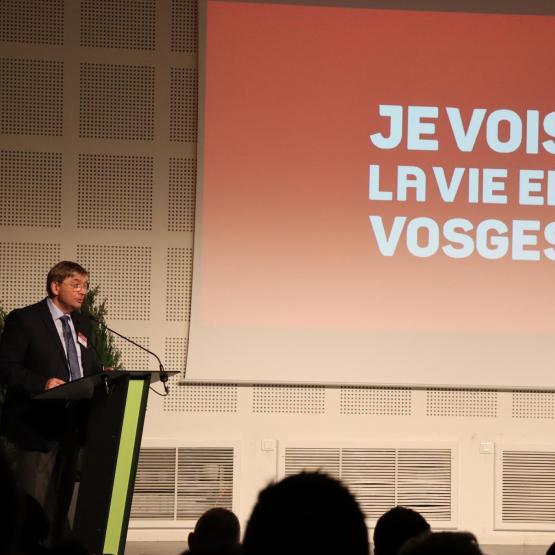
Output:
[81, 0, 156, 50]
[0, 150, 62, 227]
[0, 0, 64, 45]
[78, 154, 153, 231]
[0, 243, 60, 310]
[1, 58, 63, 136]
[512, 391, 555, 419]
[168, 158, 196, 232]
[426, 389, 498, 417]
[80, 63, 155, 140]
[115, 336, 151, 371]
[171, 0, 198, 53]
[76, 244, 151, 320]
[253, 385, 326, 414]
[340, 387, 412, 416]
[164, 380, 238, 413]
[170, 67, 198, 142]
[166, 247, 192, 321]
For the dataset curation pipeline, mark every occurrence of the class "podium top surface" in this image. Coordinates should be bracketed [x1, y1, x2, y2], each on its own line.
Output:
[34, 370, 178, 400]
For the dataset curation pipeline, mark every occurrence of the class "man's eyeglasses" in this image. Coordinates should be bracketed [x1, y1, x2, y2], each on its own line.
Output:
[62, 281, 89, 292]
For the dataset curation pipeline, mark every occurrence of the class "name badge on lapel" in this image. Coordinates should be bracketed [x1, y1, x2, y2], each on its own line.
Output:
[77, 332, 88, 348]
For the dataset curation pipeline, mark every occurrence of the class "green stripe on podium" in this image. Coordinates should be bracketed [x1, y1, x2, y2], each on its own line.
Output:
[104, 379, 147, 555]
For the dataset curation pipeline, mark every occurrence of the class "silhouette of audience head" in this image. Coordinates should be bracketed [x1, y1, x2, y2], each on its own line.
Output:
[373, 506, 430, 555]
[399, 531, 483, 555]
[546, 543, 555, 555]
[187, 507, 240, 554]
[242, 471, 369, 555]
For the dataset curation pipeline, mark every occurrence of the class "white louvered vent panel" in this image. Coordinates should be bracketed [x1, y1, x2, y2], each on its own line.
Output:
[281, 445, 455, 527]
[341, 449, 396, 519]
[131, 448, 176, 520]
[176, 448, 234, 520]
[502, 451, 555, 524]
[284, 448, 340, 478]
[397, 449, 452, 521]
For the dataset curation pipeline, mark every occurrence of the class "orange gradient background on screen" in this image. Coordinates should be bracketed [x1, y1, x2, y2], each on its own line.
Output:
[200, 1, 555, 333]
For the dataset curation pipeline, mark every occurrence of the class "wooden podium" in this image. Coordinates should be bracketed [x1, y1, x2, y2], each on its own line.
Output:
[37, 370, 169, 555]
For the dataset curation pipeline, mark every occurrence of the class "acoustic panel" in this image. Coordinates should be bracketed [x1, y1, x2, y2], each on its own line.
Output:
[114, 335, 151, 371]
[79, 63, 155, 140]
[426, 389, 498, 417]
[252, 385, 326, 414]
[169, 67, 198, 142]
[340, 387, 412, 416]
[171, 0, 198, 53]
[0, 150, 62, 228]
[0, 0, 64, 45]
[76, 244, 151, 320]
[77, 154, 153, 231]
[0, 242, 60, 311]
[164, 380, 238, 413]
[1, 58, 63, 136]
[168, 157, 196, 232]
[80, 0, 156, 50]
[165, 247, 193, 322]
[165, 336, 188, 374]
[512, 391, 555, 420]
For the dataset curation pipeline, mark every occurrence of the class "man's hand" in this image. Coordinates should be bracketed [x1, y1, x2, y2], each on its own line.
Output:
[44, 378, 66, 390]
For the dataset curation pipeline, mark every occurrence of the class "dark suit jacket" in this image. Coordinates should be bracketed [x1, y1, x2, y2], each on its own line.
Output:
[0, 299, 102, 451]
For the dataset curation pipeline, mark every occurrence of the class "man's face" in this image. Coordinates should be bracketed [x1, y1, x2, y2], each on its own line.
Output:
[50, 273, 89, 313]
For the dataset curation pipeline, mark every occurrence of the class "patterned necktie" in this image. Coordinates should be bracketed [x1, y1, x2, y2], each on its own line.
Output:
[60, 315, 80, 381]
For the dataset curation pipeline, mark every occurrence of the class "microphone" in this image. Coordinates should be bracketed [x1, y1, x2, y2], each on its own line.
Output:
[88, 316, 169, 394]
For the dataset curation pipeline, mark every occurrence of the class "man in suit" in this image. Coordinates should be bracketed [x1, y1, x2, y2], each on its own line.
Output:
[0, 260, 103, 545]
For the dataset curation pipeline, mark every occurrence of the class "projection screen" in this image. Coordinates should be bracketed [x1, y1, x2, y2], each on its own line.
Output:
[186, 0, 555, 388]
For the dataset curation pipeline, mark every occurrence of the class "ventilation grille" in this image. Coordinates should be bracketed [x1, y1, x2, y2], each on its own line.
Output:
[284, 447, 341, 478]
[426, 388, 497, 417]
[0, 243, 60, 310]
[164, 380, 238, 413]
[79, 63, 155, 140]
[170, 67, 198, 142]
[171, 0, 198, 53]
[165, 247, 193, 321]
[253, 385, 326, 414]
[77, 244, 151, 320]
[131, 448, 176, 520]
[0, 150, 62, 228]
[168, 157, 196, 232]
[131, 446, 234, 521]
[0, 0, 64, 45]
[77, 154, 153, 231]
[80, 0, 156, 50]
[501, 450, 555, 524]
[283, 446, 453, 522]
[512, 391, 555, 419]
[1, 58, 63, 136]
[340, 387, 412, 416]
